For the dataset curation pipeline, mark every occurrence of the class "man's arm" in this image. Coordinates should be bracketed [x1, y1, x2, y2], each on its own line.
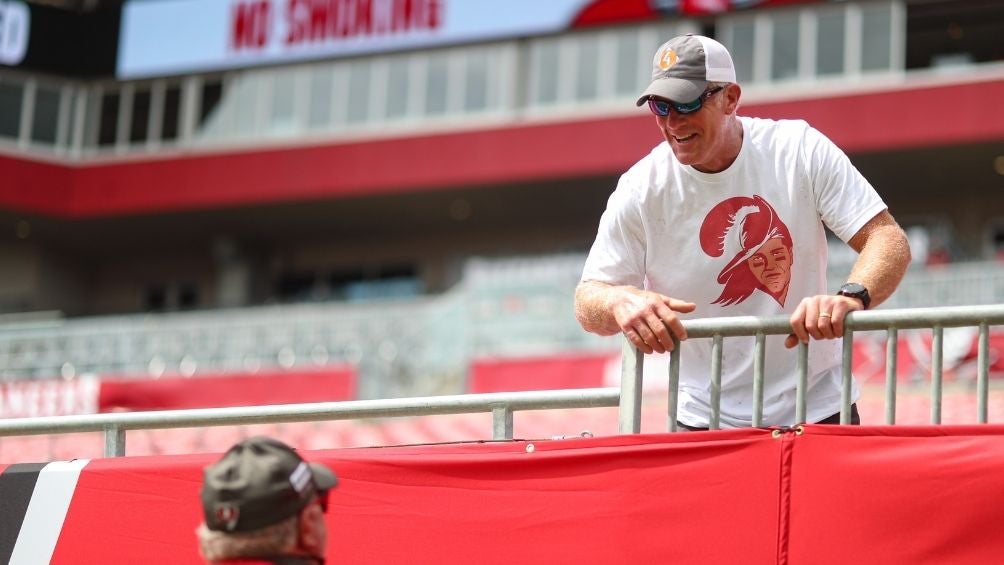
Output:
[575, 280, 696, 354]
[785, 210, 911, 348]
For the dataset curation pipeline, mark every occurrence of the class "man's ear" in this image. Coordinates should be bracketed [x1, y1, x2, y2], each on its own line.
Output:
[724, 83, 742, 115]
[297, 502, 327, 556]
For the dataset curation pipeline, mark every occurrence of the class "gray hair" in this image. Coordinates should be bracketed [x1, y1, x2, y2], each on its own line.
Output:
[196, 516, 299, 561]
[708, 81, 739, 112]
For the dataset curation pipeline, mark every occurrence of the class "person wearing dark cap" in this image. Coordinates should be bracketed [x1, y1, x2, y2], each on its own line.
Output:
[575, 34, 911, 428]
[196, 436, 338, 564]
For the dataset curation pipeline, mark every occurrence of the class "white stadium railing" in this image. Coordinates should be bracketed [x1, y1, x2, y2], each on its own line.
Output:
[1, 304, 1001, 460]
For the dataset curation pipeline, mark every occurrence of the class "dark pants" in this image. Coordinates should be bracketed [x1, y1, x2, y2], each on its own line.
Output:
[677, 403, 860, 431]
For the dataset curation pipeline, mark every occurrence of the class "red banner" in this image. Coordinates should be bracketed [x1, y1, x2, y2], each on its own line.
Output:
[0, 367, 356, 419]
[468, 352, 611, 393]
[98, 366, 356, 412]
[1, 426, 999, 563]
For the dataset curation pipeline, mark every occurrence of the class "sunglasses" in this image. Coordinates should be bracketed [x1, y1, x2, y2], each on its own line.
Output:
[647, 86, 725, 117]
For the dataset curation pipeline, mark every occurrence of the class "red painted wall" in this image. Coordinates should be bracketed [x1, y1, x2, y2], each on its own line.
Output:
[2, 79, 1002, 218]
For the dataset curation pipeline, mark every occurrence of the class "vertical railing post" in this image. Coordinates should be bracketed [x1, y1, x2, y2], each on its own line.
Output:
[752, 332, 766, 427]
[885, 327, 898, 425]
[104, 426, 126, 457]
[977, 322, 990, 424]
[618, 339, 643, 434]
[710, 335, 723, 430]
[667, 337, 681, 432]
[795, 341, 809, 424]
[841, 328, 854, 424]
[931, 325, 943, 424]
[492, 405, 514, 440]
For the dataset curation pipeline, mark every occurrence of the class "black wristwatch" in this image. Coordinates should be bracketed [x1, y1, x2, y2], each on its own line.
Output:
[837, 282, 871, 310]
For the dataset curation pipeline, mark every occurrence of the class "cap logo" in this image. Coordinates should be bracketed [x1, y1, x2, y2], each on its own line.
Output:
[658, 47, 678, 71]
[290, 461, 312, 494]
[215, 504, 241, 531]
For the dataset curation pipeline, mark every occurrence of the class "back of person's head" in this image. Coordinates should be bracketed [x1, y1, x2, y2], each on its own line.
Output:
[196, 436, 337, 564]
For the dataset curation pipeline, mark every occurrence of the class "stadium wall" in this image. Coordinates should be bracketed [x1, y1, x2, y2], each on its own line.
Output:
[2, 425, 1004, 564]
[2, 78, 1002, 218]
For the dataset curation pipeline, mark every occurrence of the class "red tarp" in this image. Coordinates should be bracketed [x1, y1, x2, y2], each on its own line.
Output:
[3, 426, 999, 564]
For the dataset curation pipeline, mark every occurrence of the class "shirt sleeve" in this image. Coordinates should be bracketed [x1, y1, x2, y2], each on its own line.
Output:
[802, 124, 887, 243]
[580, 172, 648, 288]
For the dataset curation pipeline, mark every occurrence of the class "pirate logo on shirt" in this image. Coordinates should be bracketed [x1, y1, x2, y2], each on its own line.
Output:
[699, 195, 794, 307]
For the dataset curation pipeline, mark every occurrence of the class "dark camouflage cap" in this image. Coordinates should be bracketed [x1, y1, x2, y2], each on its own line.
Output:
[201, 436, 337, 532]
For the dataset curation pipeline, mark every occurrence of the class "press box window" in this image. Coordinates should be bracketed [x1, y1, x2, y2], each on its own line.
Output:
[199, 80, 224, 129]
[98, 91, 120, 147]
[161, 85, 181, 141]
[0, 81, 22, 139]
[130, 89, 151, 144]
[31, 85, 61, 144]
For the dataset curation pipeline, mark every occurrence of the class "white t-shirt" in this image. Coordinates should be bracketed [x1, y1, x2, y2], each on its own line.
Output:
[581, 116, 886, 427]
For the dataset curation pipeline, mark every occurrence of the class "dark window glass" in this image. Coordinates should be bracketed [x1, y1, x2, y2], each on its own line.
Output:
[130, 89, 151, 143]
[199, 80, 224, 127]
[178, 283, 199, 309]
[817, 10, 846, 75]
[31, 86, 60, 144]
[0, 82, 23, 138]
[276, 272, 317, 301]
[98, 91, 120, 147]
[162, 85, 180, 141]
[145, 286, 167, 311]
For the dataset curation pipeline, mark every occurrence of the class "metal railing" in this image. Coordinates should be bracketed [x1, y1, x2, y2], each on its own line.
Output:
[1, 304, 1002, 460]
[0, 388, 619, 458]
[619, 304, 1004, 433]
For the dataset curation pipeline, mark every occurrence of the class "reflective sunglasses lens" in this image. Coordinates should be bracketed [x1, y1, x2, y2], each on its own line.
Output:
[648, 99, 671, 117]
[674, 98, 703, 114]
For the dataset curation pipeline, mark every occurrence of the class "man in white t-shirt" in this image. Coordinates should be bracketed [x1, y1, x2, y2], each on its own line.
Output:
[575, 34, 911, 428]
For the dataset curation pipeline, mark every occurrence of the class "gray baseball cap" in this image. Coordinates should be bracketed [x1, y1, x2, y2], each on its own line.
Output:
[201, 436, 338, 532]
[636, 34, 737, 106]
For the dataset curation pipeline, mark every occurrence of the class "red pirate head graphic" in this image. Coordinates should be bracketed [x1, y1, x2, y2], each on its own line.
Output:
[699, 195, 794, 307]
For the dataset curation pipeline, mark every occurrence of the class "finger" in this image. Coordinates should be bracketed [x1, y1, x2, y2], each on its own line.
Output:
[623, 328, 653, 354]
[829, 297, 861, 337]
[634, 324, 660, 354]
[828, 308, 846, 338]
[817, 302, 837, 340]
[803, 299, 825, 341]
[653, 304, 688, 342]
[665, 298, 697, 313]
[784, 333, 800, 349]
[644, 316, 672, 353]
[789, 301, 809, 344]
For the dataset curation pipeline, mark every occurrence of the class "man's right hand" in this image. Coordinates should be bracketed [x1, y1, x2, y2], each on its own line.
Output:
[610, 287, 696, 354]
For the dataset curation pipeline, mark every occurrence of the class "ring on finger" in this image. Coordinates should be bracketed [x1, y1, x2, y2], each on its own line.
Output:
[819, 312, 831, 318]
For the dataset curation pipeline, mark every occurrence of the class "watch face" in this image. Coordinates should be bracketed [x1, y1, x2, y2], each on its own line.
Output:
[838, 283, 870, 308]
[841, 283, 865, 294]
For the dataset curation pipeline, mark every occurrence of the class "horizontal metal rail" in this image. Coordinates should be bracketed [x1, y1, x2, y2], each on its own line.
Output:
[620, 304, 1004, 433]
[0, 388, 620, 457]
